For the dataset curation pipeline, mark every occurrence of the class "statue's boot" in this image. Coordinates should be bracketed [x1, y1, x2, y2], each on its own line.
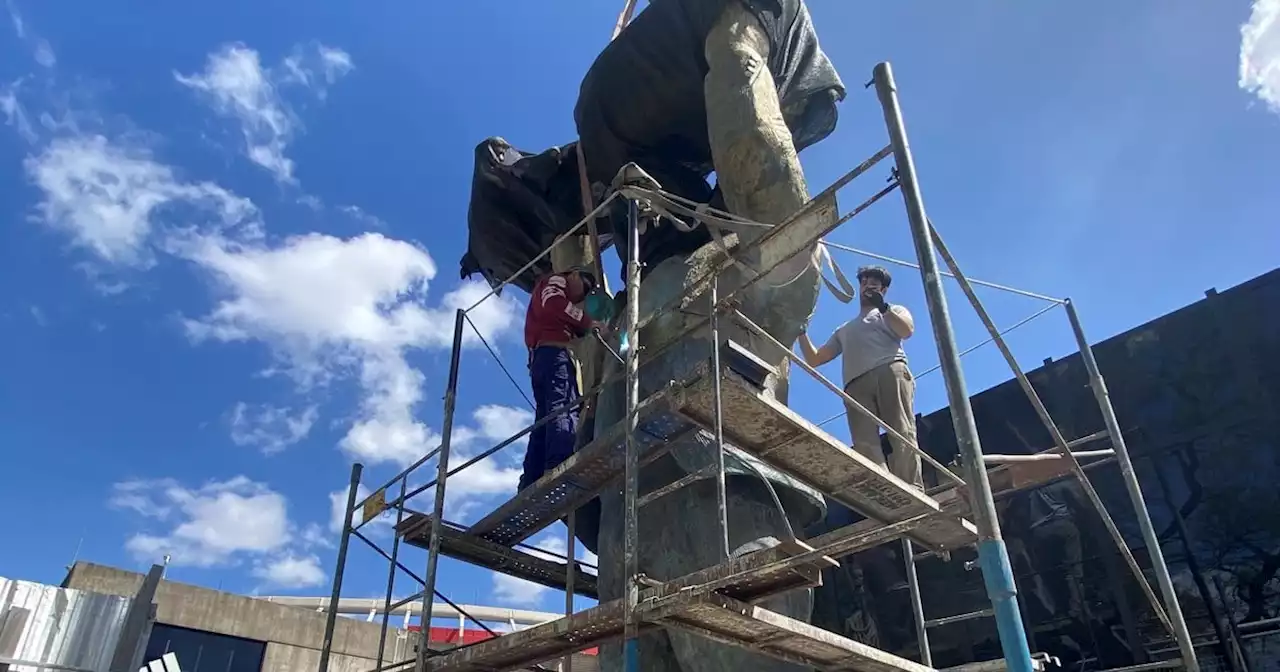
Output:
[595, 2, 825, 670]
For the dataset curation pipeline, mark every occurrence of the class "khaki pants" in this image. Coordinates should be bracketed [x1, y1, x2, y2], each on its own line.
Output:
[844, 361, 922, 487]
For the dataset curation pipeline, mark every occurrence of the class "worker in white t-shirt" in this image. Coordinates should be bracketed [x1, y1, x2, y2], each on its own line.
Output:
[796, 265, 921, 488]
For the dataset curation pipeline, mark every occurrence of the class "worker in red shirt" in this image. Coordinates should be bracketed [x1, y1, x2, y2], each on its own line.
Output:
[520, 267, 608, 490]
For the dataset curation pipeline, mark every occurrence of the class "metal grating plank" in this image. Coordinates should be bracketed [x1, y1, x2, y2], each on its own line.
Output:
[398, 518, 598, 599]
[674, 362, 977, 551]
[466, 382, 692, 547]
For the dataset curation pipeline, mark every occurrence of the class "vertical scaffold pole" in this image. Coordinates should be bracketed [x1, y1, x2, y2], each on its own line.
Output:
[564, 511, 576, 672]
[415, 308, 466, 672]
[1064, 299, 1200, 672]
[872, 60, 1035, 672]
[622, 197, 643, 672]
[319, 462, 362, 672]
[903, 539, 932, 666]
[377, 475, 410, 671]
[709, 274, 731, 559]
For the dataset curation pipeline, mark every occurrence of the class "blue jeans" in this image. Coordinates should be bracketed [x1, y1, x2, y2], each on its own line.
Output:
[520, 346, 581, 490]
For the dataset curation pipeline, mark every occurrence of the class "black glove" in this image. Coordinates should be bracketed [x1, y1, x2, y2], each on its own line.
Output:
[864, 289, 889, 313]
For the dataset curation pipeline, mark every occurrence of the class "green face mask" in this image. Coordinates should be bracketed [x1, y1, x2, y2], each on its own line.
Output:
[584, 292, 615, 322]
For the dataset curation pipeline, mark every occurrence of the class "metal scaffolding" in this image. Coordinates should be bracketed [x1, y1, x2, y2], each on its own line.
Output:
[317, 62, 1200, 672]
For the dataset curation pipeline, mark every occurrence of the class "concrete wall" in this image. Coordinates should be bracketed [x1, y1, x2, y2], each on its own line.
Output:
[62, 562, 408, 672]
[62, 562, 600, 672]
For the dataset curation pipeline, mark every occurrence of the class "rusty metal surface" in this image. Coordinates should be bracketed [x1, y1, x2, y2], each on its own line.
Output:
[675, 363, 976, 550]
[466, 383, 689, 546]
[398, 518, 599, 599]
[0, 577, 134, 672]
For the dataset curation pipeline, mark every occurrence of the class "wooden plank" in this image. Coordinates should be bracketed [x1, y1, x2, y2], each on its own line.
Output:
[675, 363, 977, 551]
[647, 539, 836, 606]
[427, 591, 934, 672]
[643, 593, 934, 672]
[398, 517, 598, 599]
[423, 600, 657, 672]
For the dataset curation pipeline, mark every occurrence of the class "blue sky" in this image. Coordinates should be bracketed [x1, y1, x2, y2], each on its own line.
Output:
[1, 0, 1277, 624]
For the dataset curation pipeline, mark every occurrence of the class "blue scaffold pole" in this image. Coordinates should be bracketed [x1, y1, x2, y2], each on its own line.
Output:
[872, 60, 1035, 672]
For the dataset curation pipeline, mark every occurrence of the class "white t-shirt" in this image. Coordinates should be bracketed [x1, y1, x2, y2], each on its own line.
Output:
[824, 306, 910, 387]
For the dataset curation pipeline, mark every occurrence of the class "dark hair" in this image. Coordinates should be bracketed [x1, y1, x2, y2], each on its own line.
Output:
[573, 268, 598, 294]
[857, 265, 892, 288]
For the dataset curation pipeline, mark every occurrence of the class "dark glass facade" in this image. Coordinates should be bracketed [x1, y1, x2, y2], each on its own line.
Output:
[144, 624, 266, 672]
[811, 268, 1280, 670]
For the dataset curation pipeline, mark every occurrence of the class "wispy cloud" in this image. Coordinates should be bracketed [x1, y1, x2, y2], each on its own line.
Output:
[6, 0, 25, 39]
[5, 0, 56, 68]
[175, 42, 353, 182]
[25, 134, 258, 269]
[1, 84, 37, 143]
[230, 402, 319, 454]
[1240, 0, 1280, 112]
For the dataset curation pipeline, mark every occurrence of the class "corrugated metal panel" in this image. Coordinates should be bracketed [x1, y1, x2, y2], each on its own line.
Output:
[0, 577, 133, 672]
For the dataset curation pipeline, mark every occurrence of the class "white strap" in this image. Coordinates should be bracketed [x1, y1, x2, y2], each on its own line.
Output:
[818, 243, 857, 304]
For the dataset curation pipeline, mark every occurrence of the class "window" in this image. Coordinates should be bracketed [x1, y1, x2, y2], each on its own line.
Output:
[143, 624, 266, 672]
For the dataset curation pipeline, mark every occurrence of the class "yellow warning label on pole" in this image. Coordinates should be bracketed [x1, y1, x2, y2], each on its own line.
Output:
[362, 487, 387, 524]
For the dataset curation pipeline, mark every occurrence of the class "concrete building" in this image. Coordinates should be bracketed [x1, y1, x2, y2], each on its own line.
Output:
[58, 562, 598, 672]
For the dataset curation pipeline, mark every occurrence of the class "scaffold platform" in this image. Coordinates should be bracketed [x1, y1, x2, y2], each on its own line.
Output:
[421, 590, 934, 672]
[398, 517, 600, 599]
[402, 352, 976, 565]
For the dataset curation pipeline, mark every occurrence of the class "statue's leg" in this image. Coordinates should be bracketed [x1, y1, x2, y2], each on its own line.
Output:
[704, 0, 821, 350]
[595, 466, 815, 672]
[594, 1, 831, 669]
[594, 463, 686, 672]
[658, 480, 815, 672]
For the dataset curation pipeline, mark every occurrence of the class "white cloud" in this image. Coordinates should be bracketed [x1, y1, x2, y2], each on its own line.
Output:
[230, 402, 318, 454]
[110, 476, 293, 567]
[435, 405, 531, 520]
[22, 131, 524, 495]
[24, 134, 257, 268]
[491, 535, 564, 608]
[1241, 0, 1280, 112]
[111, 476, 329, 590]
[4, 1, 54, 67]
[176, 42, 352, 182]
[6, 0, 25, 39]
[175, 229, 522, 470]
[14, 41, 525, 524]
[33, 39, 54, 68]
[109, 480, 174, 520]
[1, 84, 36, 143]
[252, 554, 326, 589]
[281, 42, 354, 98]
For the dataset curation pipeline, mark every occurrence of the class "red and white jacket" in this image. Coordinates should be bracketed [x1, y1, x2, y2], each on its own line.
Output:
[524, 273, 593, 349]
